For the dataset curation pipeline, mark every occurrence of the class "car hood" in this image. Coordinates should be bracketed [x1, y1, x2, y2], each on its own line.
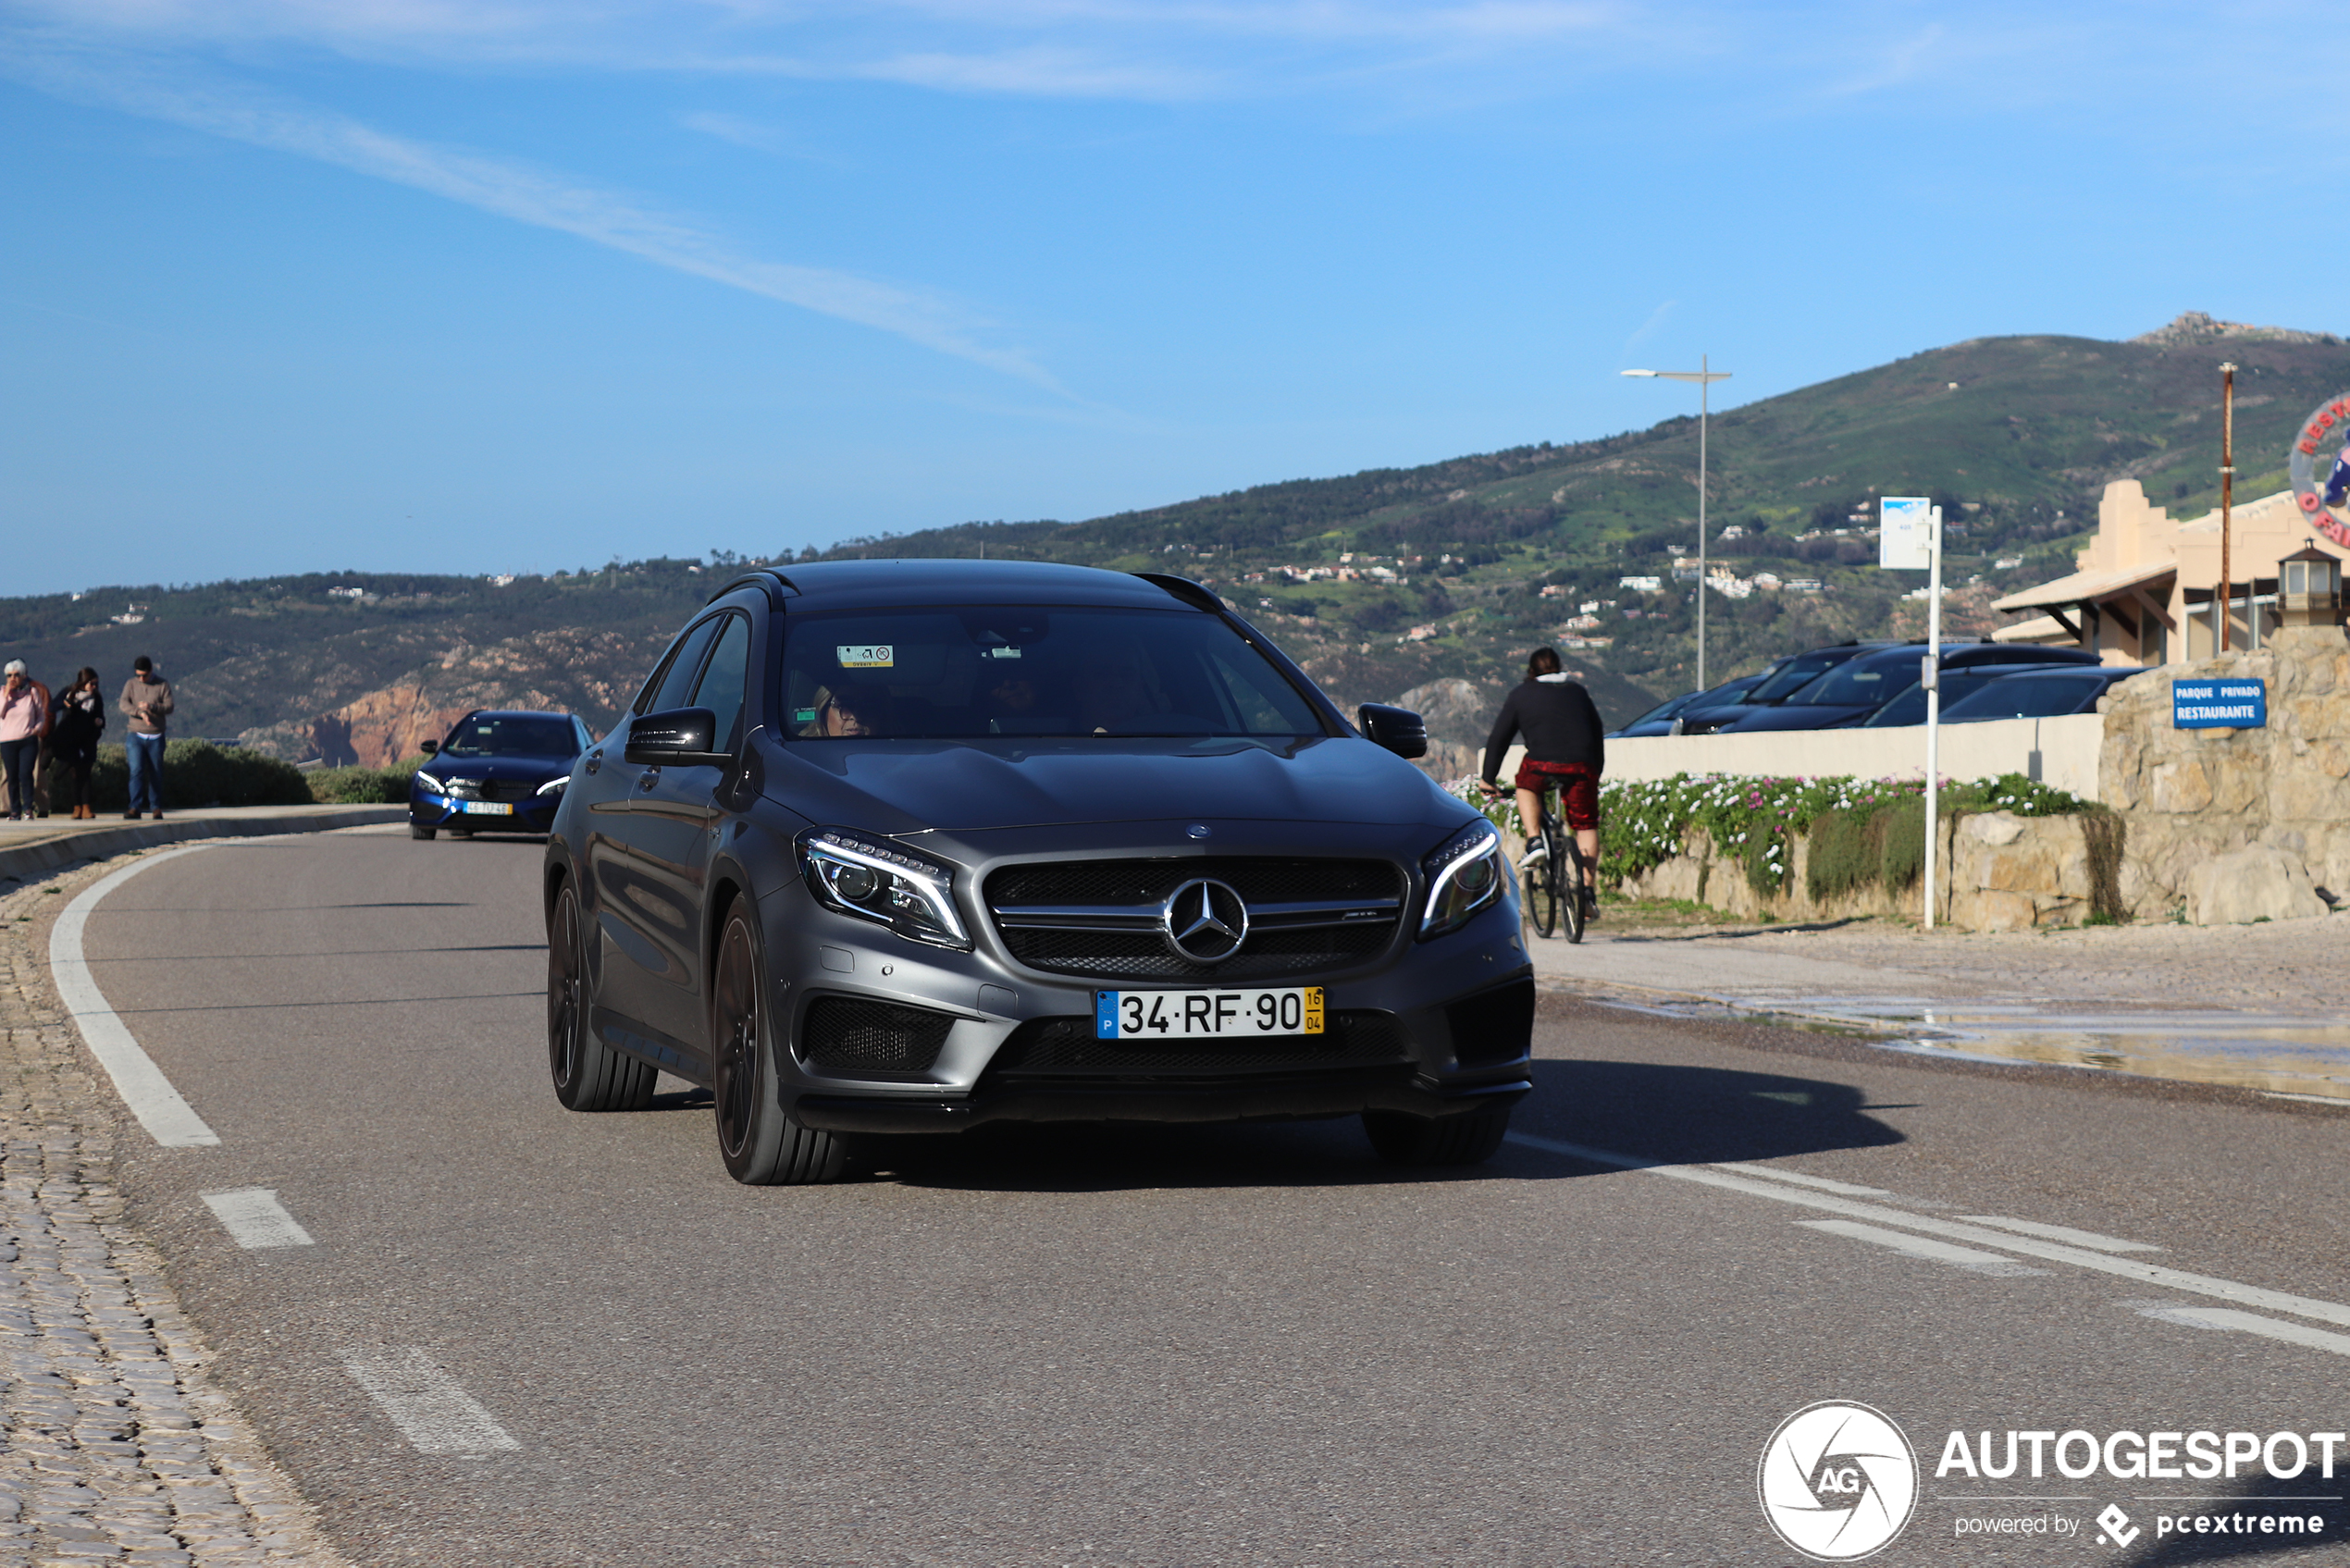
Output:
[1721, 704, 1876, 733]
[761, 734, 1464, 833]
[423, 756, 573, 784]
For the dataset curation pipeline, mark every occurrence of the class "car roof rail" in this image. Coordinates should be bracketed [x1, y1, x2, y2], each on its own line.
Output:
[707, 568, 800, 607]
[1133, 572, 1225, 612]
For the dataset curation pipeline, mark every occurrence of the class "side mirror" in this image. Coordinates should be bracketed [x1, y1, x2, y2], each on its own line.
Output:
[1357, 703, 1429, 759]
[418, 739, 439, 756]
[625, 708, 730, 767]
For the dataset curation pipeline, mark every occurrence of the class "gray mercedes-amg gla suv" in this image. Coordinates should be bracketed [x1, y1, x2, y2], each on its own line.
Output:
[542, 561, 1534, 1184]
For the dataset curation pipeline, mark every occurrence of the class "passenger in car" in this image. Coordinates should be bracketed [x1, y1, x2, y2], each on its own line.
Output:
[805, 684, 894, 738]
[1074, 651, 1152, 735]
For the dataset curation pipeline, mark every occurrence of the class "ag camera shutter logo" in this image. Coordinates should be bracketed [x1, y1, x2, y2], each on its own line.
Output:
[1758, 1401, 1919, 1561]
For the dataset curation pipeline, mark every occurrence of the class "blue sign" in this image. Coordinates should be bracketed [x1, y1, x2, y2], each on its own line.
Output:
[2173, 677, 2268, 729]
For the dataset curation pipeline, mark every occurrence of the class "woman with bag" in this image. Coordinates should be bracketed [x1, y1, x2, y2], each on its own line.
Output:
[50, 668, 105, 820]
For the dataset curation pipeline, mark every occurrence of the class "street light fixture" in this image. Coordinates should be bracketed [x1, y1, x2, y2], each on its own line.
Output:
[1623, 357, 1733, 690]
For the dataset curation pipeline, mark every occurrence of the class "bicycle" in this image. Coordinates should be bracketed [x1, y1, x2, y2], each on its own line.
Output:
[1511, 792, 1595, 945]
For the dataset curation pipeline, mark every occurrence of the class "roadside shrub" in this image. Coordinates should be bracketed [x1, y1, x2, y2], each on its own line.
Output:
[78, 741, 314, 811]
[306, 756, 428, 805]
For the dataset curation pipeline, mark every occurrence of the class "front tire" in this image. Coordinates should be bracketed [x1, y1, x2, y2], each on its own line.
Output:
[1363, 1101, 1513, 1167]
[711, 903, 845, 1185]
[547, 879, 655, 1111]
[410, 822, 437, 840]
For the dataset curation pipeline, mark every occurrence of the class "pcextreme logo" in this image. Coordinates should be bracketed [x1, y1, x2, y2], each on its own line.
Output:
[1758, 1401, 1920, 1561]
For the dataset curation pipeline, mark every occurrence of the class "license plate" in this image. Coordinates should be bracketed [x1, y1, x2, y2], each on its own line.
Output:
[1095, 987, 1323, 1040]
[461, 800, 513, 816]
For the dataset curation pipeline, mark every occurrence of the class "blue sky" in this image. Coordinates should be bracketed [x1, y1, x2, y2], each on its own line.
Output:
[0, 2, 2331, 595]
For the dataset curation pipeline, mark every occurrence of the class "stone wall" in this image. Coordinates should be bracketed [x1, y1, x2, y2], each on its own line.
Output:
[2100, 624, 2350, 923]
[1603, 811, 2099, 932]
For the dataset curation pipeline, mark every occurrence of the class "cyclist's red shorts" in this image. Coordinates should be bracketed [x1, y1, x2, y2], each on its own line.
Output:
[1514, 759, 1600, 831]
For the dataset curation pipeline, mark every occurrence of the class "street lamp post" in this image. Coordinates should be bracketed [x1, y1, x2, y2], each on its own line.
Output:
[1624, 358, 1733, 690]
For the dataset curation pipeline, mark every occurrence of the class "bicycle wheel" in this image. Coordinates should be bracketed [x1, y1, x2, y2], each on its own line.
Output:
[1560, 842, 1587, 945]
[1526, 830, 1561, 939]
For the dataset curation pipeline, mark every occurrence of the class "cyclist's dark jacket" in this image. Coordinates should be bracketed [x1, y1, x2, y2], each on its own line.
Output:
[1481, 674, 1605, 784]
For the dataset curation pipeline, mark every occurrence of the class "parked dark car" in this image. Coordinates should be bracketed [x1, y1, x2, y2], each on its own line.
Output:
[1937, 664, 2146, 723]
[1607, 663, 1786, 737]
[1677, 642, 1899, 735]
[541, 562, 1533, 1186]
[1715, 644, 2100, 734]
[410, 710, 593, 840]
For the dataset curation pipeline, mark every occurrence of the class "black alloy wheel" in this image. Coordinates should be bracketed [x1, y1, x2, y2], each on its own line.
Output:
[711, 904, 846, 1186]
[546, 879, 654, 1112]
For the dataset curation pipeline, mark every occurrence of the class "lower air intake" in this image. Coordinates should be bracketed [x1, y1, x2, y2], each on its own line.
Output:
[798, 996, 954, 1077]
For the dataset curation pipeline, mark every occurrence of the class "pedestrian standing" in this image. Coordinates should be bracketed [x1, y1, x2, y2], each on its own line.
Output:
[51, 668, 105, 820]
[27, 668, 55, 818]
[118, 655, 173, 821]
[0, 662, 47, 821]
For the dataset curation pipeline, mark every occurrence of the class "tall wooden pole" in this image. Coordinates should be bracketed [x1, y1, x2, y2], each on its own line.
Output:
[2220, 362, 2237, 652]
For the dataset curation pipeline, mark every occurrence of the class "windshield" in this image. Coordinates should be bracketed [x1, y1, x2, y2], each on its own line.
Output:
[1744, 649, 1863, 706]
[1787, 650, 1920, 709]
[782, 605, 1324, 740]
[1943, 673, 2107, 722]
[1861, 669, 2009, 728]
[440, 715, 581, 759]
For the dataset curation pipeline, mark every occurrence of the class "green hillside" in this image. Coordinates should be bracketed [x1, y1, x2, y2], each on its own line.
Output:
[3, 316, 2342, 758]
[809, 318, 2350, 731]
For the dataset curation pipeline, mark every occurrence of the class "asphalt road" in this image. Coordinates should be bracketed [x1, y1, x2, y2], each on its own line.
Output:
[68, 826, 2350, 1567]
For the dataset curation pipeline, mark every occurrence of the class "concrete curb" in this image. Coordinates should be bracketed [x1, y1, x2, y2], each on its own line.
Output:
[0, 805, 407, 883]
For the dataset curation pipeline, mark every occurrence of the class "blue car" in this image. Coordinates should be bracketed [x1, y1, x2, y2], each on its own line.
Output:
[410, 710, 594, 840]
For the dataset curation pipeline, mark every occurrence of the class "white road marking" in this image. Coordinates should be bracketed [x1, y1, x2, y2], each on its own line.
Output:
[1503, 1132, 2350, 1329]
[200, 1189, 314, 1249]
[2132, 1304, 2350, 1358]
[1797, 1219, 2050, 1277]
[49, 846, 223, 1147]
[1959, 1215, 2162, 1253]
[341, 1349, 520, 1454]
[1712, 1160, 1890, 1197]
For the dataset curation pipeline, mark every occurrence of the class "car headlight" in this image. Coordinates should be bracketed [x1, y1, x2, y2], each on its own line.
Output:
[798, 828, 971, 951]
[413, 771, 445, 795]
[536, 775, 568, 796]
[1419, 819, 1504, 939]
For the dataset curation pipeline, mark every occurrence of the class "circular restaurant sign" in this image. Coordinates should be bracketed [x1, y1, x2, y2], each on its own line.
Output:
[2287, 391, 2350, 547]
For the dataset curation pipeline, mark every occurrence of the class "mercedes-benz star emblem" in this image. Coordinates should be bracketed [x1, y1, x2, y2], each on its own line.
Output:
[1161, 878, 1248, 963]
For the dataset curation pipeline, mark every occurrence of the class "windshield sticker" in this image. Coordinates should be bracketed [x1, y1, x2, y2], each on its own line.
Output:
[983, 646, 1023, 659]
[795, 708, 819, 723]
[836, 645, 894, 669]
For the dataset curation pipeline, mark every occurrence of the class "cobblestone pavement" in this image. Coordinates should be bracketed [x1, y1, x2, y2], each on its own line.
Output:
[0, 855, 352, 1568]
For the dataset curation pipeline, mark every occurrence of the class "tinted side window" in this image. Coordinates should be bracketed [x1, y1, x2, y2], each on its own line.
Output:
[691, 614, 753, 751]
[639, 619, 722, 717]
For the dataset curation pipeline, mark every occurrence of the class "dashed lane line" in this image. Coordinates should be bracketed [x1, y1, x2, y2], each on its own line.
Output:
[50, 845, 223, 1147]
[1503, 1132, 2350, 1330]
[340, 1348, 521, 1455]
[2131, 1303, 2350, 1359]
[1959, 1215, 2163, 1253]
[201, 1188, 315, 1249]
[1797, 1219, 2051, 1277]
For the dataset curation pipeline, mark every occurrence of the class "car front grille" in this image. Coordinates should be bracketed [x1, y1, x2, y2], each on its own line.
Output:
[798, 996, 955, 1078]
[985, 1010, 1409, 1077]
[984, 857, 1404, 982]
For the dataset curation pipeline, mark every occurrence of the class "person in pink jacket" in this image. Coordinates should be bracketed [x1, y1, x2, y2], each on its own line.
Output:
[0, 661, 48, 821]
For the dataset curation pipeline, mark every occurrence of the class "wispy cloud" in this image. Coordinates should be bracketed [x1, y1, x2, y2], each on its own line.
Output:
[1620, 299, 1674, 360]
[5, 41, 1061, 389]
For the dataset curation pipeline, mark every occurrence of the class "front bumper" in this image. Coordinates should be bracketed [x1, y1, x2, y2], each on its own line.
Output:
[411, 790, 561, 833]
[758, 830, 1535, 1133]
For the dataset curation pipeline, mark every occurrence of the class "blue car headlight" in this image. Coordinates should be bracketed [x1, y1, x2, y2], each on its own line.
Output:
[797, 828, 971, 951]
[413, 771, 445, 795]
[535, 775, 568, 796]
[1419, 819, 1504, 939]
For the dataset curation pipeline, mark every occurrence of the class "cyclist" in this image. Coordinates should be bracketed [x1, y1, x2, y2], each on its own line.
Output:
[1480, 647, 1605, 920]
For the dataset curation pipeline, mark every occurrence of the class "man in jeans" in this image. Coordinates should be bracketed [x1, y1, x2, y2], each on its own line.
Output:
[118, 655, 173, 820]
